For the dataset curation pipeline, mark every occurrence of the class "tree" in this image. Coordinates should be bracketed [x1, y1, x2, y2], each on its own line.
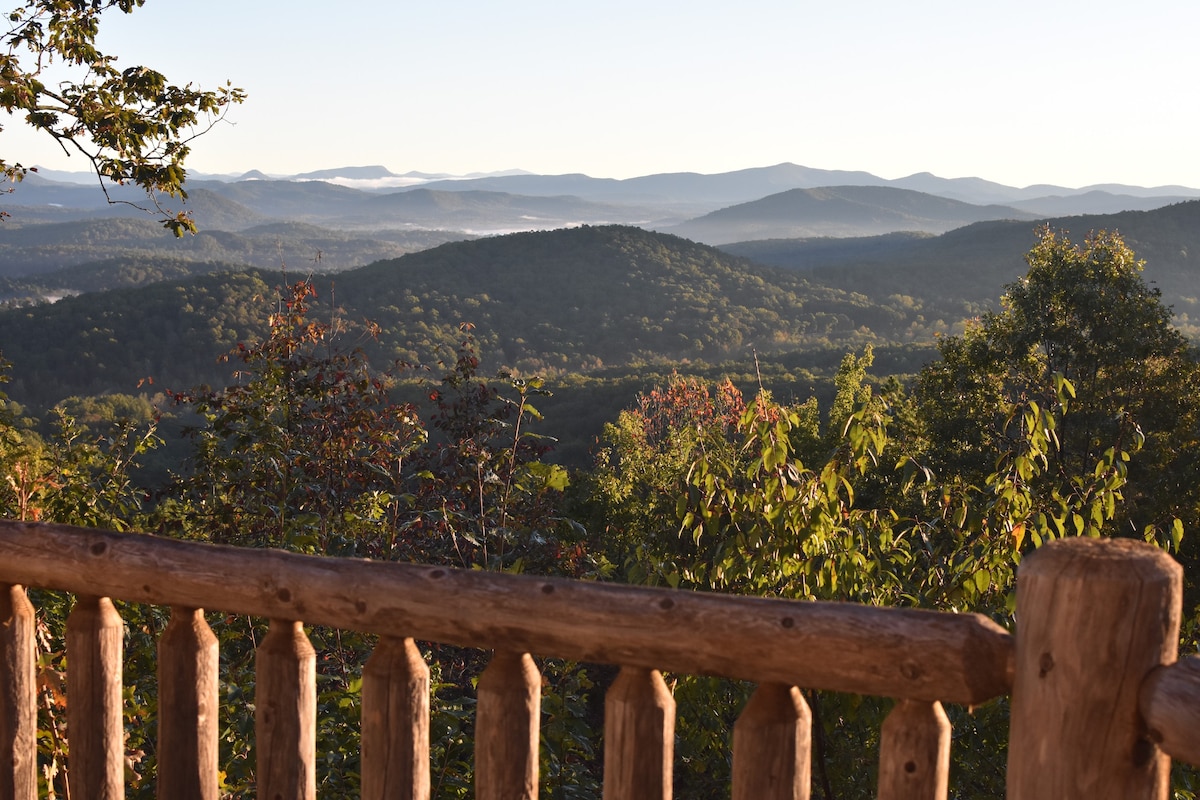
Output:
[400, 327, 574, 573]
[1, 0, 244, 234]
[167, 280, 427, 556]
[583, 373, 748, 580]
[917, 226, 1200, 543]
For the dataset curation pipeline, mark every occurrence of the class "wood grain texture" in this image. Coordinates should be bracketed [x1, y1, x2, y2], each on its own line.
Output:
[157, 607, 219, 800]
[877, 700, 949, 800]
[256, 619, 316, 800]
[1140, 655, 1200, 766]
[603, 667, 674, 800]
[1006, 537, 1181, 800]
[362, 636, 431, 800]
[0, 584, 35, 800]
[66, 595, 124, 800]
[475, 651, 540, 800]
[732, 682, 810, 800]
[0, 522, 1012, 704]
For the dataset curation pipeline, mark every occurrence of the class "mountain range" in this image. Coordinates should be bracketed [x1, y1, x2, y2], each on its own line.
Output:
[661, 186, 1040, 243]
[5, 163, 1197, 243]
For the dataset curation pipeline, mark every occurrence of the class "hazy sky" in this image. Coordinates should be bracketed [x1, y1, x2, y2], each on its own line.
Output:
[6, 0, 1200, 188]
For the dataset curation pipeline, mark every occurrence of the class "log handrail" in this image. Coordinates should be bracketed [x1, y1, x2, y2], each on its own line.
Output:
[0, 521, 1012, 705]
[1139, 656, 1200, 766]
[0, 520, 1196, 800]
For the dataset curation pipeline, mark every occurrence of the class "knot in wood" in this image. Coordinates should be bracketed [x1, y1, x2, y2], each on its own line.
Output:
[1132, 737, 1156, 768]
[1038, 651, 1054, 677]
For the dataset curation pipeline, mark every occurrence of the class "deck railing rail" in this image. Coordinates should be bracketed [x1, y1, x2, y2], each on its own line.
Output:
[1, 520, 1198, 799]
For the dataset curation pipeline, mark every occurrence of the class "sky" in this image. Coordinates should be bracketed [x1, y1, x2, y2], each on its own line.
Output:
[5, 0, 1200, 189]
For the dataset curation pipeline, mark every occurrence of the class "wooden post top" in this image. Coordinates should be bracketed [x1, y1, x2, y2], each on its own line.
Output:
[1019, 536, 1182, 589]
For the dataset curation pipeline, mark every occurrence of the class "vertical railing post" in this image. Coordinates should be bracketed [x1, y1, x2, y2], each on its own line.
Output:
[256, 619, 316, 800]
[476, 650, 540, 800]
[732, 682, 811, 800]
[362, 636, 431, 800]
[66, 595, 125, 800]
[0, 584, 36, 800]
[603, 667, 675, 800]
[1007, 537, 1181, 799]
[877, 699, 950, 800]
[158, 607, 219, 800]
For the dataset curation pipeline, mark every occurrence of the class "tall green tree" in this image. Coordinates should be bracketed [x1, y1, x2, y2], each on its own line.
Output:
[917, 226, 1200, 542]
[1, 0, 244, 233]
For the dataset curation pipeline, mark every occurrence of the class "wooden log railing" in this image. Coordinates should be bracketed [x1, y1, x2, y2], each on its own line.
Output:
[0, 520, 1196, 799]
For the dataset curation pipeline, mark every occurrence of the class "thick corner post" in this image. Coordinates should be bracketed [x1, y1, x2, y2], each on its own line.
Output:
[1007, 537, 1181, 799]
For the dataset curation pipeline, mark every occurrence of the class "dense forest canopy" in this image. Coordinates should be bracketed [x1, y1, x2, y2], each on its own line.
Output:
[722, 199, 1200, 342]
[0, 226, 950, 412]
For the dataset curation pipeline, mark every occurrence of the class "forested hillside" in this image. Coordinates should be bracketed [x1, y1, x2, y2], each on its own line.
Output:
[0, 217, 468, 283]
[723, 199, 1200, 339]
[0, 226, 941, 411]
[334, 226, 936, 373]
[0, 270, 274, 405]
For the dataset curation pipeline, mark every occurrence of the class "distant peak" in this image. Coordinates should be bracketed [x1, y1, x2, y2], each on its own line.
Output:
[292, 165, 398, 180]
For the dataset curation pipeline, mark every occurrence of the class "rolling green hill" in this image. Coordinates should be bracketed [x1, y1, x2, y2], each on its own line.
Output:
[0, 217, 471, 283]
[0, 270, 275, 406]
[0, 226, 936, 411]
[330, 225, 932, 374]
[721, 200, 1200, 340]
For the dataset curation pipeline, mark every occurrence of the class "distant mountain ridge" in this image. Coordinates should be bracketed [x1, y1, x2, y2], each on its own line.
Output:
[292, 165, 399, 180]
[6, 164, 1200, 292]
[661, 186, 1040, 244]
[1, 176, 677, 235]
[18, 162, 1200, 218]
